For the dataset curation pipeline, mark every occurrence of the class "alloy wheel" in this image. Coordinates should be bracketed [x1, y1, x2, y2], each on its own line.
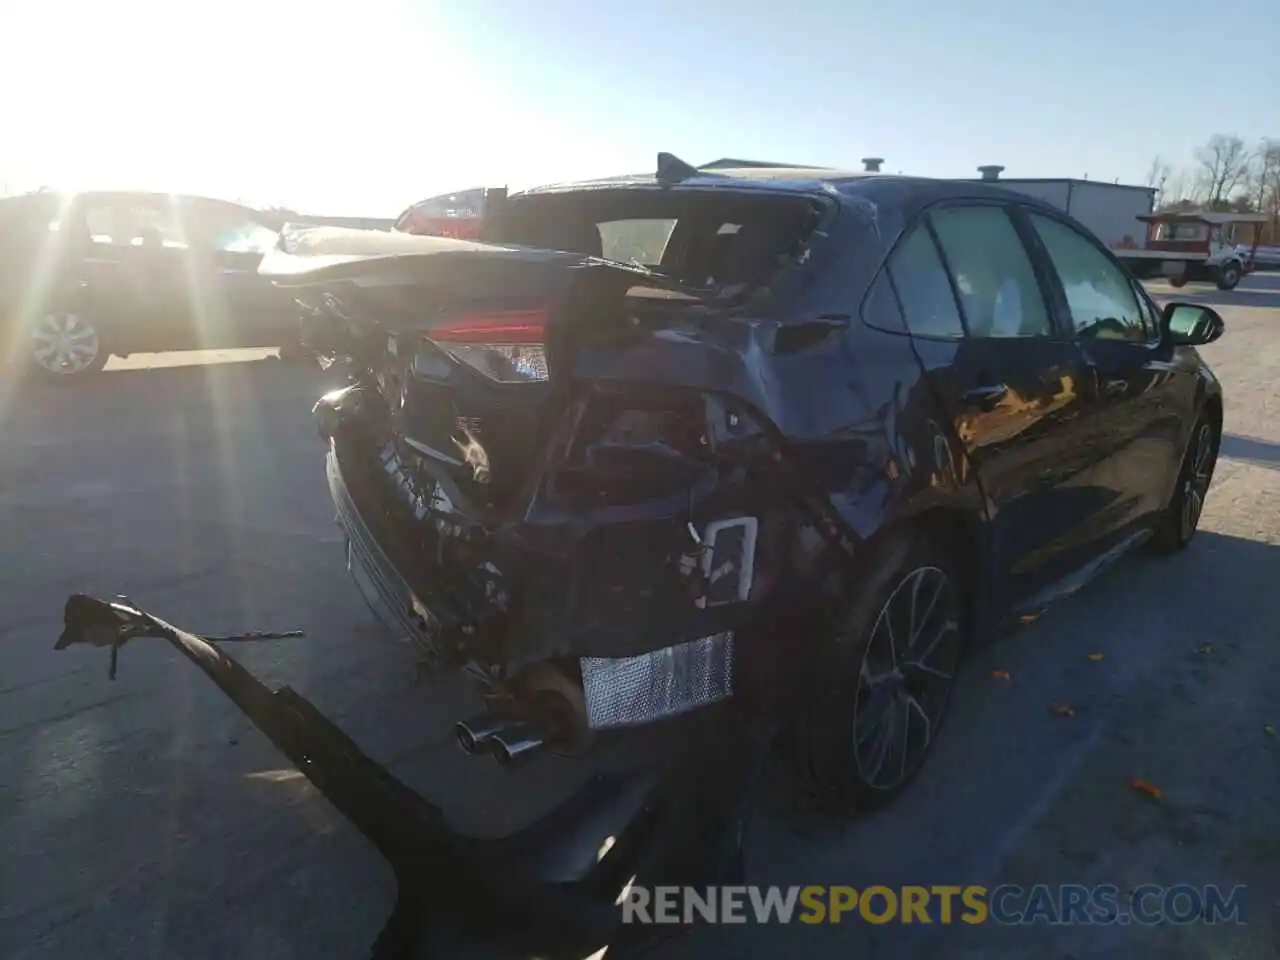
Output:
[851, 565, 962, 791]
[1180, 423, 1215, 541]
[31, 314, 101, 375]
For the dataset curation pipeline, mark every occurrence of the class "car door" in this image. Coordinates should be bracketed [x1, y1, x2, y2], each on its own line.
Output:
[194, 201, 297, 348]
[889, 201, 1104, 609]
[77, 196, 157, 353]
[79, 195, 203, 353]
[1021, 209, 1189, 546]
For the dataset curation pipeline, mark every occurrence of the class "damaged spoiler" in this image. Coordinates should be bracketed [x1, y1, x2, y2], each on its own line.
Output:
[54, 594, 763, 959]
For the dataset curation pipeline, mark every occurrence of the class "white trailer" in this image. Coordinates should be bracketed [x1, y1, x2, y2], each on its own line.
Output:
[965, 167, 1156, 251]
[966, 167, 1264, 290]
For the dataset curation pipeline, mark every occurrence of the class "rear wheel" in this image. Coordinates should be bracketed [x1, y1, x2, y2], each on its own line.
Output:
[1151, 413, 1219, 552]
[791, 529, 965, 814]
[1215, 261, 1241, 291]
[1169, 275, 1188, 288]
[30, 312, 108, 379]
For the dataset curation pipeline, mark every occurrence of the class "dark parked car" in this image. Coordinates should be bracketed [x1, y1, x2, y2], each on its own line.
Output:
[0, 189, 305, 378]
[265, 155, 1224, 812]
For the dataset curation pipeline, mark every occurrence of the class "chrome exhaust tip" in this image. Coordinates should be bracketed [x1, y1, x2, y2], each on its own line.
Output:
[489, 724, 548, 766]
[455, 715, 511, 755]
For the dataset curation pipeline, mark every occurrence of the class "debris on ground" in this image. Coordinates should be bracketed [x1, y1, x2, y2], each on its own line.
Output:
[1129, 778, 1163, 800]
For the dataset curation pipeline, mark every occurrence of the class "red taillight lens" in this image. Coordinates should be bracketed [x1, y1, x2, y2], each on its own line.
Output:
[424, 309, 550, 383]
[430, 310, 548, 343]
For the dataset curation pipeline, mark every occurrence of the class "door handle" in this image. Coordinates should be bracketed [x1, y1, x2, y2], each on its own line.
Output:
[961, 384, 1008, 411]
[1102, 378, 1128, 397]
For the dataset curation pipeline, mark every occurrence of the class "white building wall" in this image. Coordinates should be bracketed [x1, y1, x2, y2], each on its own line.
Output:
[1060, 182, 1155, 250]
[984, 179, 1155, 250]
[989, 180, 1071, 210]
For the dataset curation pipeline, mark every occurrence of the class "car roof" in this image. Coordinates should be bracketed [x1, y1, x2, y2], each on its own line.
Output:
[512, 163, 1063, 218]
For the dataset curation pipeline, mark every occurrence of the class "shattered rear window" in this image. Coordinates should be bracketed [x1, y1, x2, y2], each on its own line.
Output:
[598, 218, 677, 266]
[484, 189, 826, 301]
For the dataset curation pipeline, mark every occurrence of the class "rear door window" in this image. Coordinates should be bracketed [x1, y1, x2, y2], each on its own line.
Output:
[883, 224, 965, 339]
[860, 268, 908, 334]
[928, 205, 1053, 338]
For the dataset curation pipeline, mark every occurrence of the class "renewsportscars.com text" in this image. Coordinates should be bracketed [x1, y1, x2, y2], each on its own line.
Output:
[619, 884, 1247, 925]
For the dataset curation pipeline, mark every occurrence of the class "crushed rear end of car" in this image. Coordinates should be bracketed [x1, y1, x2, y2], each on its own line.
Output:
[268, 177, 866, 764]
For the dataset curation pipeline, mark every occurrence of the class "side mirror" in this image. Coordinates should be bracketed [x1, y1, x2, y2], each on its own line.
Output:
[1161, 302, 1225, 346]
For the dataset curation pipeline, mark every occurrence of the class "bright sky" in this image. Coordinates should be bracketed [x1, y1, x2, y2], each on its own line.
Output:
[3, 0, 1276, 216]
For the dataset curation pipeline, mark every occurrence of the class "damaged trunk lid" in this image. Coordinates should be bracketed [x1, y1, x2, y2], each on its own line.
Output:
[262, 225, 702, 509]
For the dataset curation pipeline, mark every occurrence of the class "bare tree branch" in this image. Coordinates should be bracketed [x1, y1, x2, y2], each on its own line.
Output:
[1251, 138, 1280, 222]
[1144, 156, 1173, 207]
[1194, 134, 1250, 206]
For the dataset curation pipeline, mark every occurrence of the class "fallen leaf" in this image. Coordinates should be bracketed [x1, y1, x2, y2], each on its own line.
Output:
[1085, 652, 1105, 661]
[990, 669, 1011, 680]
[1264, 724, 1277, 738]
[1050, 702, 1075, 717]
[1197, 643, 1213, 655]
[1130, 778, 1163, 799]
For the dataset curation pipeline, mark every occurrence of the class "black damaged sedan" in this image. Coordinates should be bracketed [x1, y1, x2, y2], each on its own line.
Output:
[268, 155, 1224, 814]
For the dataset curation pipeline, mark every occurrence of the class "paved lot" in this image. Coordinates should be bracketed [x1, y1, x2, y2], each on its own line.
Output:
[2, 276, 1278, 959]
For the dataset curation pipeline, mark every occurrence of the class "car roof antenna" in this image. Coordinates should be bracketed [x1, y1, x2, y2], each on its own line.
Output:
[656, 152, 702, 185]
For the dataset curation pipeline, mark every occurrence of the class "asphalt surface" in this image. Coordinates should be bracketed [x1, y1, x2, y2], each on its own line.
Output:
[2, 275, 1278, 959]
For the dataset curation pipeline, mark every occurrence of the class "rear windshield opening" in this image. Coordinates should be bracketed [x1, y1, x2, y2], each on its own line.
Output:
[482, 190, 826, 299]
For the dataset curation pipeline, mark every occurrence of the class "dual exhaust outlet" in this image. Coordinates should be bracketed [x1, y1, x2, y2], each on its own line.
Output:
[455, 715, 549, 766]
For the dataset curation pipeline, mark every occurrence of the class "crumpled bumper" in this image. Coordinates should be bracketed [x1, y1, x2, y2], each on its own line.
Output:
[327, 438, 440, 653]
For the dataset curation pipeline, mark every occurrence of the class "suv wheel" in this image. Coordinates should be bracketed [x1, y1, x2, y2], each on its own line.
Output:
[30, 313, 108, 378]
[791, 529, 965, 814]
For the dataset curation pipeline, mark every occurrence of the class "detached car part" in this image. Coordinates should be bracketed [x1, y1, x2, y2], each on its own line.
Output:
[54, 594, 762, 959]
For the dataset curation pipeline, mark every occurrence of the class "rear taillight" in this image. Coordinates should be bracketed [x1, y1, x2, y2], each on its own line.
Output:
[427, 309, 550, 383]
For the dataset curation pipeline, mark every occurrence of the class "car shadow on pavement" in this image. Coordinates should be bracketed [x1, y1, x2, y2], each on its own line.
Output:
[659, 529, 1280, 960]
[1219, 432, 1280, 470]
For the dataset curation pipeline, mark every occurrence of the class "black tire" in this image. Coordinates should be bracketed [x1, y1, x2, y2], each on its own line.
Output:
[1150, 413, 1219, 553]
[1169, 275, 1188, 288]
[28, 311, 109, 380]
[1215, 262, 1241, 291]
[789, 527, 966, 815]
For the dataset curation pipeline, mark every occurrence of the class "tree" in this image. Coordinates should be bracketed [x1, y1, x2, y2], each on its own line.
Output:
[1249, 139, 1280, 221]
[1144, 156, 1172, 206]
[1193, 134, 1250, 205]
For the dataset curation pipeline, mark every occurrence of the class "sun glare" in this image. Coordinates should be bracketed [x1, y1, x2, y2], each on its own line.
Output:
[2, 0, 486, 212]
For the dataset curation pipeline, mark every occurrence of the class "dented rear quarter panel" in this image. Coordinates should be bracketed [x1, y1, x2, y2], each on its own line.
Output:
[568, 178, 989, 581]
